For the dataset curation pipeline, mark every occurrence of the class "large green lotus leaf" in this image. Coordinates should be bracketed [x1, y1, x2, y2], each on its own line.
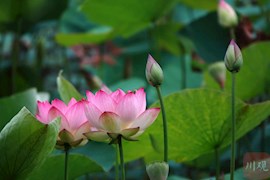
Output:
[0, 88, 37, 131]
[124, 88, 270, 163]
[204, 41, 270, 100]
[0, 107, 60, 179]
[28, 154, 103, 180]
[80, 0, 177, 37]
[57, 71, 83, 104]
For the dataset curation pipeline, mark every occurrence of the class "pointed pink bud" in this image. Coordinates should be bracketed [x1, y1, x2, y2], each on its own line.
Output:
[224, 40, 243, 73]
[145, 54, 164, 87]
[218, 0, 238, 27]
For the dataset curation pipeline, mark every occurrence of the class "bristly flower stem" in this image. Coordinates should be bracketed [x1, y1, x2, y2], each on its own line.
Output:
[230, 28, 236, 41]
[230, 73, 236, 180]
[64, 144, 70, 180]
[115, 144, 119, 180]
[118, 136, 125, 180]
[156, 86, 168, 162]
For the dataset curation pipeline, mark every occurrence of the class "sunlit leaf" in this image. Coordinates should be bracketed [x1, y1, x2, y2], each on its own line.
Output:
[0, 107, 60, 179]
[124, 89, 270, 163]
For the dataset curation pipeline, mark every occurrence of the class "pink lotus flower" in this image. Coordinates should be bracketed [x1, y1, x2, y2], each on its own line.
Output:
[218, 0, 238, 27]
[36, 98, 91, 148]
[84, 88, 160, 142]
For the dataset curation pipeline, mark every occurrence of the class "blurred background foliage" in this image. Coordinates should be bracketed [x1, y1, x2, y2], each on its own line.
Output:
[0, 0, 270, 179]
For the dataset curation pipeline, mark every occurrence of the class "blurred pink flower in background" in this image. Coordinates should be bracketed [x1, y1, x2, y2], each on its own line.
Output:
[36, 98, 91, 148]
[84, 88, 160, 142]
[218, 0, 238, 27]
[71, 42, 122, 67]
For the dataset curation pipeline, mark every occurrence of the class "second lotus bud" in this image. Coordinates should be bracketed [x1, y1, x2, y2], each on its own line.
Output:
[224, 40, 243, 73]
[146, 54, 164, 87]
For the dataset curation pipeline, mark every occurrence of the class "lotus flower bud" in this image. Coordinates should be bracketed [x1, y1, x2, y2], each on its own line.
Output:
[224, 40, 243, 73]
[146, 54, 164, 87]
[146, 161, 169, 180]
[218, 0, 238, 27]
[208, 61, 226, 89]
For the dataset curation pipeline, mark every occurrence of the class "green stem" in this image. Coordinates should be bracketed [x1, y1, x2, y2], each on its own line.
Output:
[230, 73, 236, 180]
[230, 28, 236, 41]
[115, 144, 119, 180]
[156, 86, 168, 162]
[118, 136, 125, 180]
[215, 148, 220, 180]
[64, 144, 70, 180]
